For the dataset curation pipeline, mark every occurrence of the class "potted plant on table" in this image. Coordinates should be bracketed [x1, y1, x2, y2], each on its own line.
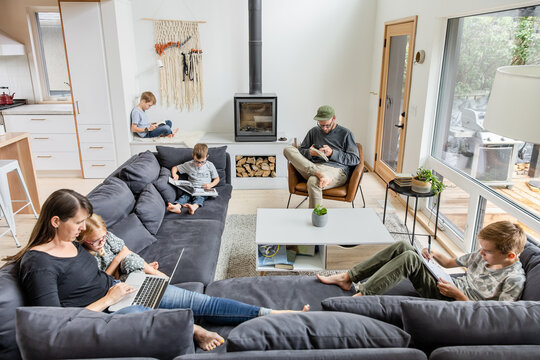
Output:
[411, 167, 446, 194]
[312, 204, 328, 227]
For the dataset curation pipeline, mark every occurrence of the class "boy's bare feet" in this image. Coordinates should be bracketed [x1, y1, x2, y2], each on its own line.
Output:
[193, 324, 224, 351]
[316, 273, 352, 291]
[167, 202, 182, 214]
[315, 171, 333, 188]
[167, 128, 179, 138]
[270, 304, 310, 314]
[185, 203, 200, 215]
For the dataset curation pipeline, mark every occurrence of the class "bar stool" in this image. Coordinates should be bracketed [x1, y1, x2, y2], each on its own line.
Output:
[0, 160, 38, 247]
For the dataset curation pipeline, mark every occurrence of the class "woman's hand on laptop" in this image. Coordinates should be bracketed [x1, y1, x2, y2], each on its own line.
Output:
[106, 282, 136, 305]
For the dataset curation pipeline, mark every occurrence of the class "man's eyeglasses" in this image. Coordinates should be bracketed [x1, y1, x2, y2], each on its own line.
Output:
[194, 159, 207, 165]
[85, 234, 106, 246]
[318, 119, 334, 129]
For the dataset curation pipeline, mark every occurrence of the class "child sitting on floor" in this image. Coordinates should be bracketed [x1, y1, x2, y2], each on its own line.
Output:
[167, 143, 220, 215]
[78, 214, 167, 280]
[317, 220, 527, 301]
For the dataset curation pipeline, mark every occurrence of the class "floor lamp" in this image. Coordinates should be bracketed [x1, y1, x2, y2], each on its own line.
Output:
[483, 65, 540, 190]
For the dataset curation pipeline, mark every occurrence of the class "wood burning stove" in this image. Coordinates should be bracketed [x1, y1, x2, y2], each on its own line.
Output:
[234, 94, 277, 142]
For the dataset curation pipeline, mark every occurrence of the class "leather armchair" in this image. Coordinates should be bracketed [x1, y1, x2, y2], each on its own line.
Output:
[286, 143, 366, 208]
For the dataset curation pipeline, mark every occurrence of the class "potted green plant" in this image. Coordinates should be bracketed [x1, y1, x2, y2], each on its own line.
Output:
[312, 204, 328, 227]
[411, 167, 446, 194]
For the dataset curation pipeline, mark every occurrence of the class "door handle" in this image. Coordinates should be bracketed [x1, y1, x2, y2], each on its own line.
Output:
[394, 124, 404, 129]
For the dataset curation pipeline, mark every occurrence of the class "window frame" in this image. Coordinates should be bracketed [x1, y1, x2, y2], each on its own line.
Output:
[421, 5, 540, 252]
[27, 6, 71, 102]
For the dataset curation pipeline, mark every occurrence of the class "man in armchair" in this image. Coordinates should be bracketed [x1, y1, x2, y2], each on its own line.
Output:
[283, 105, 360, 208]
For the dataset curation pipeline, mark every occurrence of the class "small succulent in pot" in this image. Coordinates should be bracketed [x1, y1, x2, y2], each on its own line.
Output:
[312, 204, 328, 227]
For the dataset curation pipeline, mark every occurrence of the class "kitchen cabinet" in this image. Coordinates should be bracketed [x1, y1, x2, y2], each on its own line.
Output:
[3, 106, 81, 171]
[60, 1, 117, 178]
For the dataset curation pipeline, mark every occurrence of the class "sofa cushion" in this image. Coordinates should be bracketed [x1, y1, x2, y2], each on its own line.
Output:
[108, 213, 157, 253]
[156, 145, 228, 185]
[321, 295, 433, 328]
[401, 300, 540, 352]
[519, 241, 540, 300]
[134, 183, 166, 235]
[16, 307, 194, 360]
[154, 167, 178, 203]
[0, 264, 23, 360]
[118, 150, 161, 194]
[87, 177, 136, 227]
[430, 345, 540, 360]
[226, 312, 410, 352]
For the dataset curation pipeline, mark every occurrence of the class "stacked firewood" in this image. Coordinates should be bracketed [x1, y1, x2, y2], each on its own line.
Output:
[236, 155, 276, 177]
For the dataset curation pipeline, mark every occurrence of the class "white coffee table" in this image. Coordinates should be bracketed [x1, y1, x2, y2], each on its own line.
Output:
[256, 208, 395, 272]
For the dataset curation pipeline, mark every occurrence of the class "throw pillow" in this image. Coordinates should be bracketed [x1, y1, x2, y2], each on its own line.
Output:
[118, 150, 161, 194]
[134, 183, 166, 235]
[401, 300, 540, 352]
[519, 240, 540, 300]
[154, 167, 178, 203]
[87, 177, 136, 227]
[322, 295, 432, 328]
[226, 312, 410, 352]
[16, 307, 194, 360]
[108, 213, 157, 253]
[156, 145, 228, 185]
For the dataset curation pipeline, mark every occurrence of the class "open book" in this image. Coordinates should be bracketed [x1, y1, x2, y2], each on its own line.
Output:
[310, 146, 329, 162]
[168, 177, 218, 197]
[412, 240, 454, 284]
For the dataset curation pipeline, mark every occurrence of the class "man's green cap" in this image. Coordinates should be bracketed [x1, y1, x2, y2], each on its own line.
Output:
[313, 105, 335, 121]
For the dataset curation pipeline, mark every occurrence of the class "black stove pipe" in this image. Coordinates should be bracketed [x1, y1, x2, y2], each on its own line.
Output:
[248, 0, 262, 94]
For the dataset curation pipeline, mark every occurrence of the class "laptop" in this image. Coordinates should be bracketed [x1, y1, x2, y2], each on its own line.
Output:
[109, 248, 184, 312]
[412, 240, 454, 284]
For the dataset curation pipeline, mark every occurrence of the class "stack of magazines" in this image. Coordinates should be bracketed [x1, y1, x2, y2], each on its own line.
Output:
[394, 173, 412, 187]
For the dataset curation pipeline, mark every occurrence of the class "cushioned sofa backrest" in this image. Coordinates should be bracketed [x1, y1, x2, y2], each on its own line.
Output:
[0, 263, 23, 360]
[520, 238, 540, 300]
[87, 177, 136, 228]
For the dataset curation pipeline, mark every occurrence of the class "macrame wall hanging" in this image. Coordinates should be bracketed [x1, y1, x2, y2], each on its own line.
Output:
[153, 20, 204, 111]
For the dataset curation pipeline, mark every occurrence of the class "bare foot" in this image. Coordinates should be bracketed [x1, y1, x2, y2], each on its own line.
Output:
[315, 171, 333, 188]
[167, 202, 182, 214]
[167, 128, 179, 138]
[185, 203, 199, 215]
[352, 291, 363, 297]
[316, 273, 352, 291]
[270, 304, 310, 315]
[193, 324, 224, 351]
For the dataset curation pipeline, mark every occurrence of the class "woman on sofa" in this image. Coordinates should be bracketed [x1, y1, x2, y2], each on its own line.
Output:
[5, 189, 308, 351]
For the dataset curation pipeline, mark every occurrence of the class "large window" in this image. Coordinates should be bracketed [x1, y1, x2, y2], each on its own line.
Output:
[430, 6, 540, 250]
[31, 11, 70, 100]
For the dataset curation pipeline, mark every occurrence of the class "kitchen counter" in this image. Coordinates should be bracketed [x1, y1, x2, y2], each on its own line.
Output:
[0, 104, 73, 115]
[0, 132, 40, 214]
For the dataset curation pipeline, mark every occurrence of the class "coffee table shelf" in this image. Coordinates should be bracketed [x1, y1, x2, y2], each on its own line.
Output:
[255, 208, 394, 272]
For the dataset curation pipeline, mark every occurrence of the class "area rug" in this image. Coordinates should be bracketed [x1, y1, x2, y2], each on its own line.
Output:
[214, 211, 409, 281]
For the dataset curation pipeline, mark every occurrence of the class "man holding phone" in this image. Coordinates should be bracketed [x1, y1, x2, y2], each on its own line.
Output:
[283, 105, 360, 208]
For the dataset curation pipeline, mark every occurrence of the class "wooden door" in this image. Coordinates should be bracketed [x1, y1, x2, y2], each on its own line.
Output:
[374, 17, 417, 183]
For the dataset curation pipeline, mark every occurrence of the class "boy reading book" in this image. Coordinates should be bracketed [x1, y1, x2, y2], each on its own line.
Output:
[131, 91, 178, 138]
[167, 143, 219, 215]
[317, 221, 526, 301]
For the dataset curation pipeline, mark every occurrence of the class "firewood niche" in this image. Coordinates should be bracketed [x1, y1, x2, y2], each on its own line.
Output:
[235, 155, 276, 177]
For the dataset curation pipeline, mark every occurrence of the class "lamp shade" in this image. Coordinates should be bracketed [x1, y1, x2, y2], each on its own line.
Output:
[483, 65, 540, 145]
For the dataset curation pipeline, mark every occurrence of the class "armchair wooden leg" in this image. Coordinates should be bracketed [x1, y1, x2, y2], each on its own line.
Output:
[295, 197, 308, 209]
[287, 194, 292, 208]
[359, 185, 366, 208]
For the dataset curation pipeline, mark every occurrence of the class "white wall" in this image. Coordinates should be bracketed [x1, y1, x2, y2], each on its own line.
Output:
[367, 0, 540, 172]
[122, 0, 376, 155]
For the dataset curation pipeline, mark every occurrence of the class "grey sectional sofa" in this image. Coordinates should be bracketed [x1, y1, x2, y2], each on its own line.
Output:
[1, 146, 539, 360]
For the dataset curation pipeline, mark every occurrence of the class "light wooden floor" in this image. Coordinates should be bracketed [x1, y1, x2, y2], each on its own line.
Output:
[1, 172, 449, 265]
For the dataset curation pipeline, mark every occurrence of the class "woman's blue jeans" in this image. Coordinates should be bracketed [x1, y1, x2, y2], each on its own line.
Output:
[116, 285, 261, 325]
[147, 120, 173, 138]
